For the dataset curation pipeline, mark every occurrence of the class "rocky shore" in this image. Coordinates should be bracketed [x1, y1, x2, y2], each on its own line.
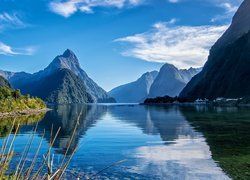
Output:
[0, 108, 51, 118]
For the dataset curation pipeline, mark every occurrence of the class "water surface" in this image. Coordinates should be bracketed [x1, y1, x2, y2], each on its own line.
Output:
[0, 105, 230, 179]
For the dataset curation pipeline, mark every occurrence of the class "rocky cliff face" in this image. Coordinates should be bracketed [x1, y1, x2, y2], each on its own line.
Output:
[180, 0, 250, 99]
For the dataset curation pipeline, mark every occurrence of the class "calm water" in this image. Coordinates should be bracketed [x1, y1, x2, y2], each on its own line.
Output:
[0, 104, 231, 179]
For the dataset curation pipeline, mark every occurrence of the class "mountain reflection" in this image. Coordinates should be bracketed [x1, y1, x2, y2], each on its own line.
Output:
[8, 104, 230, 179]
[109, 105, 197, 142]
[22, 105, 107, 154]
[19, 105, 201, 154]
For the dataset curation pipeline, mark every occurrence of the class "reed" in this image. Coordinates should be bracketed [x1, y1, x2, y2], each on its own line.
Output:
[0, 110, 127, 179]
[0, 116, 79, 180]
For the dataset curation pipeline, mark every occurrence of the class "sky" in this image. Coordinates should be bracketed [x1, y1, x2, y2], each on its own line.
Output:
[0, 0, 243, 91]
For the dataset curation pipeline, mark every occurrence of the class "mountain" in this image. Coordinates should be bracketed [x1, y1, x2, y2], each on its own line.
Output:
[149, 64, 201, 98]
[24, 69, 93, 104]
[212, 0, 250, 51]
[38, 49, 115, 103]
[109, 71, 158, 103]
[0, 49, 115, 103]
[0, 71, 32, 88]
[0, 76, 11, 88]
[180, 0, 250, 100]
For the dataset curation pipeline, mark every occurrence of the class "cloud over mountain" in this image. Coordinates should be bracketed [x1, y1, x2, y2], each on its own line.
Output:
[115, 22, 228, 69]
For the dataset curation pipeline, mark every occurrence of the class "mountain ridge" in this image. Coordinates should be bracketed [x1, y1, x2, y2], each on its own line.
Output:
[0, 49, 115, 103]
[180, 0, 250, 99]
[149, 64, 201, 98]
[29, 68, 94, 104]
[109, 64, 201, 103]
[212, 0, 250, 51]
[109, 71, 158, 103]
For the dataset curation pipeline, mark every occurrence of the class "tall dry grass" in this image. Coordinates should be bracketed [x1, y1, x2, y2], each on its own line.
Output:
[0, 111, 81, 180]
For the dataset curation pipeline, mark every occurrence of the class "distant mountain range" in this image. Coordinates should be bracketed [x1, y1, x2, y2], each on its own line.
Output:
[109, 64, 201, 103]
[148, 64, 201, 98]
[0, 49, 115, 104]
[109, 71, 158, 103]
[180, 0, 250, 100]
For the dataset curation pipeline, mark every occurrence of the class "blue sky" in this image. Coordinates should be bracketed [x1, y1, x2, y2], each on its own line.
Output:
[0, 0, 243, 91]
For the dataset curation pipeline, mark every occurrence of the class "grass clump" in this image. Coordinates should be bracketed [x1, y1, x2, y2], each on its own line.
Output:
[0, 119, 79, 179]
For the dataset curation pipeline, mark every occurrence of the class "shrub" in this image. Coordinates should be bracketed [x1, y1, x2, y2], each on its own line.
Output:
[0, 88, 46, 113]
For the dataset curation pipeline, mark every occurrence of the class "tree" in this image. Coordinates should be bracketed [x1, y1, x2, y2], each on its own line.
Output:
[12, 89, 22, 99]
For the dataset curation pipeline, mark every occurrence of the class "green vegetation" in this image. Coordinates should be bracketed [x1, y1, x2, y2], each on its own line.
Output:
[181, 107, 250, 180]
[144, 95, 194, 104]
[0, 87, 46, 113]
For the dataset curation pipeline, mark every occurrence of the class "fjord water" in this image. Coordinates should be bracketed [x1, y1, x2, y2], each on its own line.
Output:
[0, 105, 231, 179]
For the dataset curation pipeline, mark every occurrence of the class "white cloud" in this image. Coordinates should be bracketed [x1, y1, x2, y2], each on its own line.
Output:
[165, 0, 241, 22]
[211, 2, 238, 22]
[168, 0, 179, 3]
[49, 0, 143, 17]
[221, 2, 238, 13]
[167, 18, 178, 24]
[0, 12, 27, 31]
[0, 42, 36, 56]
[115, 22, 228, 68]
[167, 0, 242, 5]
[49, 1, 78, 18]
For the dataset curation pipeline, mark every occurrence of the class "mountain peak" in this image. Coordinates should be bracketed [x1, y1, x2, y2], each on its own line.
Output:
[57, 49, 80, 67]
[62, 49, 76, 58]
[162, 63, 177, 69]
[43, 49, 81, 76]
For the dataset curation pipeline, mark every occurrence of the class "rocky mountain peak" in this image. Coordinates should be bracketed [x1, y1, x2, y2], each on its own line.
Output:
[44, 49, 81, 75]
[62, 49, 77, 59]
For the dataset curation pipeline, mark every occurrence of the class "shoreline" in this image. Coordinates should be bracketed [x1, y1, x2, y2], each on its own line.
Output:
[142, 102, 250, 107]
[0, 108, 51, 119]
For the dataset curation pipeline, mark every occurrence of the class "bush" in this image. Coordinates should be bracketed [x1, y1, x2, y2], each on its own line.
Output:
[12, 89, 22, 99]
[0, 87, 12, 100]
[0, 87, 46, 113]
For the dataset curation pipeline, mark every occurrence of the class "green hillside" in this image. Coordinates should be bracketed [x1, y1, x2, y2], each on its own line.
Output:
[0, 76, 46, 114]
